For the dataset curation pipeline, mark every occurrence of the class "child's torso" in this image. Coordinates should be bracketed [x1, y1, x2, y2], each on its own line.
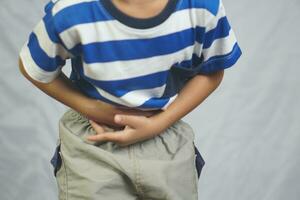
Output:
[51, 0, 207, 110]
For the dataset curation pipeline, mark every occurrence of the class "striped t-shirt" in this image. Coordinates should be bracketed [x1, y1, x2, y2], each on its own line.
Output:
[19, 0, 242, 111]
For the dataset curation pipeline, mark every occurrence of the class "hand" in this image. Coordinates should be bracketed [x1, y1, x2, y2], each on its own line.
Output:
[86, 114, 167, 147]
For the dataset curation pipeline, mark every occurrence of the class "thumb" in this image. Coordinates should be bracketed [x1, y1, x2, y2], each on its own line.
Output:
[114, 114, 144, 128]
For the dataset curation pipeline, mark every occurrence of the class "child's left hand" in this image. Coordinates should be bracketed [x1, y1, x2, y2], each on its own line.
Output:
[86, 114, 167, 147]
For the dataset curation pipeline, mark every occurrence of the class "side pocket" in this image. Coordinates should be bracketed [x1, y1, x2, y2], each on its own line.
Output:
[194, 145, 205, 179]
[51, 140, 68, 200]
[50, 143, 62, 177]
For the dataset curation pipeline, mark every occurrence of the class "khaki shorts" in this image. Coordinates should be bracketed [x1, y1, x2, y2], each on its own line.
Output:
[50, 108, 205, 200]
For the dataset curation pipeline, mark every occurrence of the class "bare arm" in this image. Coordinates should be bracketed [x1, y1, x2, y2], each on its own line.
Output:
[152, 70, 224, 129]
[18, 58, 160, 128]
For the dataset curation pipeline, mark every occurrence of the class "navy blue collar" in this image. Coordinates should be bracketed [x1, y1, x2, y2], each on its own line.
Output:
[101, 0, 179, 29]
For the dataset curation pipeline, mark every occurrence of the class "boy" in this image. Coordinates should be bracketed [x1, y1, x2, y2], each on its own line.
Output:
[18, 0, 242, 199]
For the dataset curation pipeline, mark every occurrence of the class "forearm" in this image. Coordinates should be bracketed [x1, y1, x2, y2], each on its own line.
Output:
[18, 58, 122, 127]
[152, 70, 224, 128]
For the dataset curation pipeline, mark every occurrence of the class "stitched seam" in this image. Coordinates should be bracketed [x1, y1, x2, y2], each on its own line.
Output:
[132, 146, 144, 198]
[137, 157, 145, 198]
[129, 145, 139, 194]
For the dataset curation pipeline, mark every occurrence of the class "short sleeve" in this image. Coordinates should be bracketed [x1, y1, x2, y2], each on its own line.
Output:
[198, 0, 242, 74]
[19, 1, 72, 83]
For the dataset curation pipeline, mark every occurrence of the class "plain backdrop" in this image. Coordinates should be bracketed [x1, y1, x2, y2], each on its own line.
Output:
[0, 0, 299, 200]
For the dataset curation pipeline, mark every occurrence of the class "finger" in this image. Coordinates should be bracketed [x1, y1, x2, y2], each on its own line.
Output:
[89, 120, 106, 134]
[114, 114, 145, 128]
[86, 130, 125, 143]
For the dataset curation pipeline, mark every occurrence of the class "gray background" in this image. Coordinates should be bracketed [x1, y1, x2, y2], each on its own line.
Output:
[1, 0, 299, 199]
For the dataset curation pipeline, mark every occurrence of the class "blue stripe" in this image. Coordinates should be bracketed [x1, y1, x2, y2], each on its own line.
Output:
[74, 55, 169, 96]
[69, 57, 122, 106]
[195, 26, 206, 44]
[72, 74, 171, 110]
[177, 0, 204, 11]
[43, 9, 62, 44]
[28, 32, 66, 72]
[199, 42, 242, 74]
[203, 16, 231, 49]
[43, 2, 71, 52]
[54, 1, 113, 33]
[71, 56, 171, 108]
[204, 0, 220, 16]
[83, 70, 169, 97]
[68, 23, 226, 64]
[71, 67, 170, 109]
[44, 1, 55, 13]
[72, 28, 195, 63]
[136, 97, 170, 109]
[72, 76, 123, 106]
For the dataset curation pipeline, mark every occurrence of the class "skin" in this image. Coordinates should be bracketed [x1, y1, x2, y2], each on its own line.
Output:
[18, 58, 161, 129]
[19, 0, 225, 147]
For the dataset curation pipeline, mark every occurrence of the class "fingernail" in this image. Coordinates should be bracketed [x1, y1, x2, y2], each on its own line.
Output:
[115, 115, 122, 123]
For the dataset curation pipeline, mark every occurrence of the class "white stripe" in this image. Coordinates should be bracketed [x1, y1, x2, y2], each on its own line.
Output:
[94, 84, 166, 107]
[205, 0, 226, 32]
[59, 8, 218, 49]
[19, 44, 62, 83]
[161, 94, 178, 111]
[52, 0, 97, 15]
[202, 28, 237, 62]
[192, 1, 229, 58]
[83, 44, 195, 81]
[33, 20, 72, 60]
